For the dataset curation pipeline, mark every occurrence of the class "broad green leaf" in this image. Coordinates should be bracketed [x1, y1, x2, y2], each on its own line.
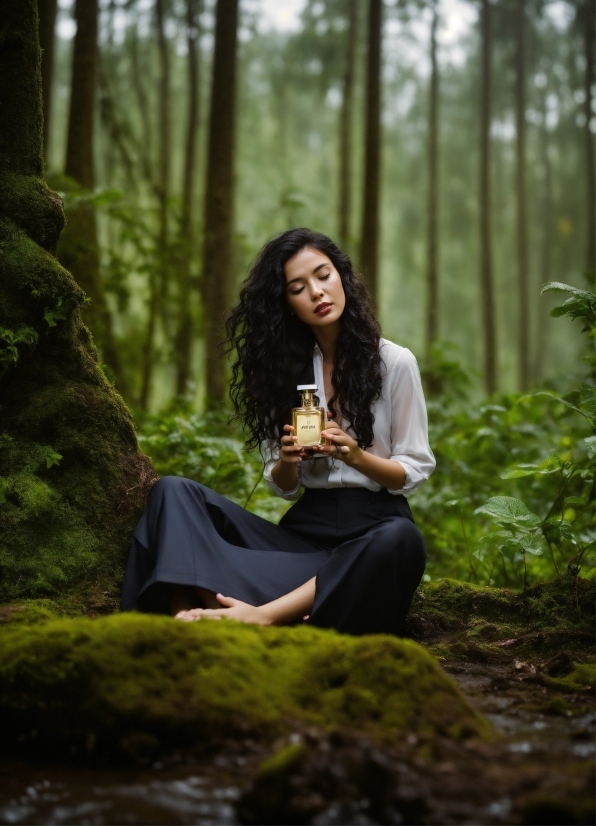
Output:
[540, 281, 592, 297]
[475, 496, 541, 524]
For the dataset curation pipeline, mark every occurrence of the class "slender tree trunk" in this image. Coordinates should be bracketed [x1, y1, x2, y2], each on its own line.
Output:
[583, 0, 595, 273]
[534, 89, 552, 382]
[338, 0, 357, 250]
[203, 0, 239, 408]
[175, 0, 202, 397]
[140, 0, 171, 410]
[60, 0, 128, 397]
[515, 0, 530, 390]
[38, 0, 57, 164]
[479, 0, 497, 394]
[0, 1, 155, 607]
[360, 0, 382, 309]
[425, 6, 440, 356]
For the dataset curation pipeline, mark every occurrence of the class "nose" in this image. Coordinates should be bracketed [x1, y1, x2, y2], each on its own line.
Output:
[311, 280, 324, 300]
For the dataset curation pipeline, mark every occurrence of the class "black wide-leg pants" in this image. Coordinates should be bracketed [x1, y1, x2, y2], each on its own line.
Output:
[121, 477, 426, 636]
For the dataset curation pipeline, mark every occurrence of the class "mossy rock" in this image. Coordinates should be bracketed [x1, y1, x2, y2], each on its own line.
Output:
[409, 577, 595, 652]
[0, 613, 491, 760]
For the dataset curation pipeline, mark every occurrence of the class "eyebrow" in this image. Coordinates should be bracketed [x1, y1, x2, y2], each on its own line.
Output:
[286, 262, 330, 288]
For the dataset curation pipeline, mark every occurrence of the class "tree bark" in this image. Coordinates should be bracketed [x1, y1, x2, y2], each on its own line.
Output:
[0, 1, 155, 607]
[338, 0, 357, 251]
[425, 5, 440, 356]
[534, 88, 553, 382]
[175, 0, 202, 397]
[202, 0, 239, 408]
[140, 0, 172, 409]
[583, 0, 595, 273]
[38, 0, 57, 164]
[479, 0, 497, 394]
[60, 0, 128, 397]
[515, 0, 529, 390]
[360, 0, 382, 309]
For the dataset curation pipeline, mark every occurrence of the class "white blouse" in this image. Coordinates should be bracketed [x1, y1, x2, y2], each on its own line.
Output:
[261, 338, 436, 500]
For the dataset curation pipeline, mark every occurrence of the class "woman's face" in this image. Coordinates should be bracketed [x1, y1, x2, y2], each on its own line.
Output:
[284, 247, 346, 328]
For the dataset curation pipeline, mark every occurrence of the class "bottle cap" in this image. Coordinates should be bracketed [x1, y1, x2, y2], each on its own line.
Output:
[297, 384, 318, 391]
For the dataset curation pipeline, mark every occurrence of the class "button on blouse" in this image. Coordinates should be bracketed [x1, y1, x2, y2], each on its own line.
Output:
[261, 338, 436, 500]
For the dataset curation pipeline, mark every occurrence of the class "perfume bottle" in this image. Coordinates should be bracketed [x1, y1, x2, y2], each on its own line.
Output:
[292, 384, 325, 447]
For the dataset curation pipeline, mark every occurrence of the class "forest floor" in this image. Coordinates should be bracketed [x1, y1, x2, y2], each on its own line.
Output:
[0, 577, 593, 825]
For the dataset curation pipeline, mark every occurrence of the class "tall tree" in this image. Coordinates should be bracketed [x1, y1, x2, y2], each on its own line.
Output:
[140, 0, 172, 409]
[425, 4, 440, 356]
[479, 0, 497, 394]
[581, 0, 595, 273]
[175, 0, 202, 397]
[60, 0, 128, 396]
[202, 0, 239, 407]
[38, 0, 57, 163]
[533, 86, 553, 382]
[360, 0, 382, 308]
[0, 1, 154, 607]
[338, 0, 358, 250]
[515, 0, 529, 390]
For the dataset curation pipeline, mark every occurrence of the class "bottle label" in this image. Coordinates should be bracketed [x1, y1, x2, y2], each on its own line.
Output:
[295, 414, 321, 445]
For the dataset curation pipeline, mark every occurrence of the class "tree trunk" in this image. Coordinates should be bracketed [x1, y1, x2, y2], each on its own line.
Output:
[338, 0, 357, 251]
[583, 0, 595, 274]
[515, 0, 529, 390]
[0, 1, 155, 609]
[60, 0, 128, 398]
[202, 0, 239, 408]
[175, 0, 202, 397]
[140, 0, 172, 409]
[360, 0, 382, 309]
[479, 0, 497, 394]
[38, 0, 57, 164]
[534, 89, 553, 382]
[425, 5, 439, 356]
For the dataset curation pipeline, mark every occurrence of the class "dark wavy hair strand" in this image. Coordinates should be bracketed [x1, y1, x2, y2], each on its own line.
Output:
[224, 228, 383, 451]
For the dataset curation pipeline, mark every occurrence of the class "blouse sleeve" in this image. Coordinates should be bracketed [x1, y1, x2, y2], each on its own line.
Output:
[260, 439, 302, 500]
[386, 348, 436, 495]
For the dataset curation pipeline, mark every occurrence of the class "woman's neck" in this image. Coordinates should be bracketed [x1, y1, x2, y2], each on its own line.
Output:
[312, 321, 340, 364]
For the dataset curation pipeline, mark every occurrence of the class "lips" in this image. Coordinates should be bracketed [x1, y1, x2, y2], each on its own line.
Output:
[315, 303, 332, 315]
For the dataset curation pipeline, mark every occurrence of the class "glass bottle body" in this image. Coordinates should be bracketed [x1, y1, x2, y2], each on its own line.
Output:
[292, 404, 325, 447]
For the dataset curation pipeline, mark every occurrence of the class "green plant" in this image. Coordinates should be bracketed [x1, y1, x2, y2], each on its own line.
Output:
[474, 282, 595, 585]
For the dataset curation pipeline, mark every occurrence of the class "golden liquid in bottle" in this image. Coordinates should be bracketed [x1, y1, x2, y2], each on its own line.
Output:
[292, 405, 325, 446]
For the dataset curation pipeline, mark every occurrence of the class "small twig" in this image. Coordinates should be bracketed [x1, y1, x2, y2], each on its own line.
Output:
[243, 467, 264, 510]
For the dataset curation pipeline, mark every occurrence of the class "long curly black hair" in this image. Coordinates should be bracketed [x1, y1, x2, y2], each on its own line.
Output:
[225, 228, 384, 450]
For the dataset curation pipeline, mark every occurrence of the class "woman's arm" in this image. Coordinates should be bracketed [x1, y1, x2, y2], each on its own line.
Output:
[175, 577, 316, 626]
[311, 423, 407, 489]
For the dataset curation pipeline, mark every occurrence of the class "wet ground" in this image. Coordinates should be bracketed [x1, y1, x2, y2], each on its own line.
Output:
[0, 657, 593, 825]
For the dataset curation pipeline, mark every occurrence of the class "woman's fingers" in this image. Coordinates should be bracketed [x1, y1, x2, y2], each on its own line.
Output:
[216, 593, 237, 607]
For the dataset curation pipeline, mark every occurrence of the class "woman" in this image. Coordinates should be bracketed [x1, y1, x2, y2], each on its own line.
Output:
[121, 228, 435, 636]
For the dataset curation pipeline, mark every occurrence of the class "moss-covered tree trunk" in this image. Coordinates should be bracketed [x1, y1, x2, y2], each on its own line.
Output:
[58, 0, 129, 398]
[0, 1, 156, 611]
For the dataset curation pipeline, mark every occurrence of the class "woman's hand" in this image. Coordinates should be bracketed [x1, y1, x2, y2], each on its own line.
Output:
[175, 594, 272, 625]
[314, 418, 361, 466]
[279, 424, 307, 463]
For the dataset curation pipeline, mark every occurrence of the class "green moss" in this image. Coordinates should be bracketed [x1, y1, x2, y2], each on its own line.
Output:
[550, 663, 596, 692]
[0, 614, 491, 759]
[257, 743, 307, 778]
